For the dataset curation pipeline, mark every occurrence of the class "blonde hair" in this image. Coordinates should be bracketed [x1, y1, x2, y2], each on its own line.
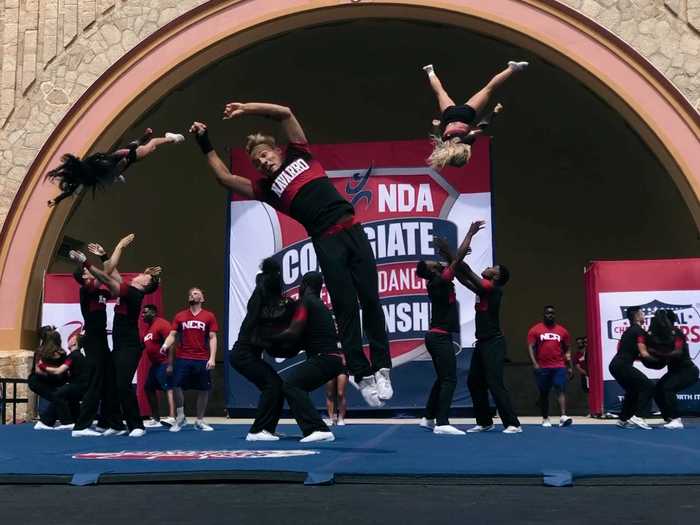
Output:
[427, 136, 471, 170]
[245, 133, 277, 156]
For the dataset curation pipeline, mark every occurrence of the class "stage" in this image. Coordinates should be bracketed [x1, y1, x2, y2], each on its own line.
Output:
[1, 419, 699, 486]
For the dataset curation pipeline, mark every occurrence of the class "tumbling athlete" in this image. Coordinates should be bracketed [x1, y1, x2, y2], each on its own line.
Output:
[416, 221, 485, 435]
[190, 105, 392, 408]
[527, 306, 574, 428]
[435, 233, 521, 434]
[161, 288, 219, 432]
[423, 61, 527, 170]
[609, 306, 655, 430]
[45, 128, 184, 207]
[70, 249, 160, 437]
[265, 271, 346, 443]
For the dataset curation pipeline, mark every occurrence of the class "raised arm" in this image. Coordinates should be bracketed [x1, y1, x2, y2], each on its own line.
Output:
[222, 102, 307, 144]
[69, 250, 120, 297]
[189, 121, 255, 199]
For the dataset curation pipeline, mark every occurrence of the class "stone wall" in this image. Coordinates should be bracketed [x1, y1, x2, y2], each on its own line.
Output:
[0, 350, 34, 422]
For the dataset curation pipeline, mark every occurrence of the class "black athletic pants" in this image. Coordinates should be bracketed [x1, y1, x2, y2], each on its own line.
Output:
[467, 336, 520, 428]
[424, 332, 457, 426]
[28, 375, 81, 425]
[655, 365, 699, 420]
[312, 223, 391, 381]
[283, 354, 344, 436]
[230, 343, 283, 435]
[609, 356, 655, 421]
[112, 336, 144, 431]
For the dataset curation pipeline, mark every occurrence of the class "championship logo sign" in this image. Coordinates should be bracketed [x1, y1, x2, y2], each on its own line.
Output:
[226, 138, 493, 409]
[73, 450, 320, 460]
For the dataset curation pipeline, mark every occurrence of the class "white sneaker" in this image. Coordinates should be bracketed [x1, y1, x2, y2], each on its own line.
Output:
[629, 416, 652, 430]
[161, 417, 176, 426]
[542, 418, 552, 428]
[503, 426, 523, 434]
[72, 428, 103, 437]
[34, 421, 56, 430]
[194, 420, 214, 432]
[165, 132, 185, 143]
[419, 417, 435, 430]
[422, 64, 435, 75]
[616, 419, 635, 429]
[508, 60, 529, 71]
[375, 368, 394, 400]
[323, 418, 334, 427]
[128, 428, 146, 437]
[102, 428, 127, 437]
[559, 415, 573, 427]
[55, 423, 75, 430]
[663, 418, 684, 430]
[357, 375, 384, 407]
[169, 421, 183, 433]
[144, 418, 162, 428]
[300, 431, 335, 443]
[433, 425, 465, 435]
[466, 424, 495, 433]
[170, 414, 188, 432]
[336, 417, 346, 426]
[246, 430, 280, 441]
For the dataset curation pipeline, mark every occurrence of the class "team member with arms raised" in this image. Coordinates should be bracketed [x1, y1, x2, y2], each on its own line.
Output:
[527, 306, 574, 428]
[161, 288, 218, 432]
[189, 105, 392, 408]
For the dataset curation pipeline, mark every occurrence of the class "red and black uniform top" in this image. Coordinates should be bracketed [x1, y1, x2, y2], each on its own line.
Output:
[77, 278, 110, 335]
[474, 279, 503, 341]
[668, 329, 694, 372]
[143, 317, 172, 365]
[426, 266, 458, 334]
[616, 324, 647, 365]
[252, 142, 354, 238]
[292, 293, 340, 357]
[113, 283, 146, 345]
[574, 351, 587, 373]
[61, 350, 93, 388]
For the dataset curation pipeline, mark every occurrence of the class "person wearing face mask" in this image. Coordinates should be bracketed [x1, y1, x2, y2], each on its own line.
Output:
[141, 304, 176, 427]
[527, 306, 573, 428]
[160, 287, 219, 433]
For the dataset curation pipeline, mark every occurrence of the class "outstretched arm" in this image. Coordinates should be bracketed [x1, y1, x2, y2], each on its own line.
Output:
[223, 102, 307, 144]
[88, 233, 134, 279]
[189, 122, 255, 199]
[69, 250, 120, 297]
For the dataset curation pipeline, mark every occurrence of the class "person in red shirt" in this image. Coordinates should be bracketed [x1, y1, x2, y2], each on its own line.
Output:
[161, 288, 218, 433]
[527, 306, 573, 427]
[189, 104, 392, 409]
[141, 304, 175, 427]
[573, 336, 589, 394]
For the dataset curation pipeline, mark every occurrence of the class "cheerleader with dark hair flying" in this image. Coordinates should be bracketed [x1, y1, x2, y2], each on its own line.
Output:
[45, 128, 184, 207]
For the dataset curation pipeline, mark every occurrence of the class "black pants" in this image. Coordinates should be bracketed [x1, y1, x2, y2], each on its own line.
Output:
[28, 375, 81, 425]
[74, 332, 119, 430]
[580, 374, 590, 393]
[283, 354, 343, 436]
[112, 336, 144, 431]
[609, 356, 655, 421]
[655, 365, 699, 420]
[313, 224, 391, 380]
[424, 332, 457, 426]
[230, 343, 283, 434]
[467, 336, 520, 428]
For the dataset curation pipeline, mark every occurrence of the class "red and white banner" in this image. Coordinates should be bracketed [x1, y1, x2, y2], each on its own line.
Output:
[225, 138, 493, 409]
[585, 259, 700, 414]
[42, 273, 164, 415]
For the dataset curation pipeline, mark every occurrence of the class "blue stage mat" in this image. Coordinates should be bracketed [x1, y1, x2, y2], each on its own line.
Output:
[1, 423, 699, 485]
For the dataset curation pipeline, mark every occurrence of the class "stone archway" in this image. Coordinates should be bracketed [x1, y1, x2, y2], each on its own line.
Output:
[0, 0, 698, 374]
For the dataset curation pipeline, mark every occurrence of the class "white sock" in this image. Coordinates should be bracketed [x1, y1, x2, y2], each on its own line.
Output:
[176, 407, 185, 418]
[422, 64, 435, 77]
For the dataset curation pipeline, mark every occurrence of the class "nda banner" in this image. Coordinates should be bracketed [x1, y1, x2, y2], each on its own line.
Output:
[42, 274, 164, 416]
[585, 259, 700, 415]
[226, 139, 493, 411]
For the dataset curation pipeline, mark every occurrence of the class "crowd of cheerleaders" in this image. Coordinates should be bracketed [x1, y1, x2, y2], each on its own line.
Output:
[30, 61, 698, 441]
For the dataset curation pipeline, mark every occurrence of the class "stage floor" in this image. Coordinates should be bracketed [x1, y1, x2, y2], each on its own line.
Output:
[2, 421, 699, 486]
